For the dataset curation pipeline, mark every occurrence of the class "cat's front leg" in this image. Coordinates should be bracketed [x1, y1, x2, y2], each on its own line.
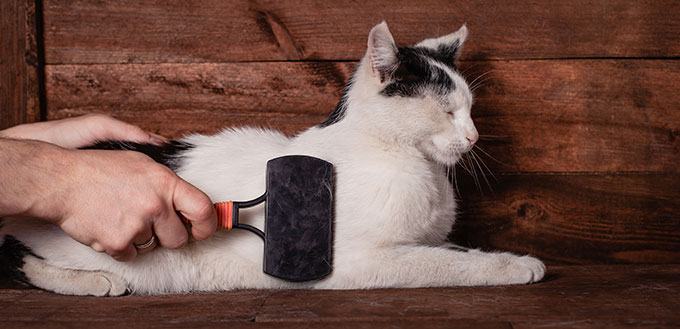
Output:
[319, 244, 545, 289]
[21, 255, 129, 296]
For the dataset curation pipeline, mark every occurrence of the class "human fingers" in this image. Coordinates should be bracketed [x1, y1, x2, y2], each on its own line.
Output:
[93, 236, 138, 262]
[151, 207, 189, 250]
[111, 244, 138, 262]
[84, 114, 159, 145]
[132, 230, 158, 255]
[172, 179, 217, 241]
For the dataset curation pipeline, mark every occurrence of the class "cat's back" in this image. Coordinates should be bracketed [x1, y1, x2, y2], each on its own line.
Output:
[176, 127, 293, 202]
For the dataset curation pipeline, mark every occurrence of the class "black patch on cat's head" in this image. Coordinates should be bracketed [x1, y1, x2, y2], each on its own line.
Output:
[0, 233, 34, 286]
[380, 46, 456, 98]
[83, 140, 194, 171]
[432, 40, 462, 67]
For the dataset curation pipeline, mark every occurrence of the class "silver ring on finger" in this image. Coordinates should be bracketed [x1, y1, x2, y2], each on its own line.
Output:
[134, 235, 156, 250]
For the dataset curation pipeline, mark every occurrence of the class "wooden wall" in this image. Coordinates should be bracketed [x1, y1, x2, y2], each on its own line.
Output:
[2, 0, 679, 264]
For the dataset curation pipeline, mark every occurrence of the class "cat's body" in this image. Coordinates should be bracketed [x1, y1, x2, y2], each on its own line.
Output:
[0, 22, 545, 296]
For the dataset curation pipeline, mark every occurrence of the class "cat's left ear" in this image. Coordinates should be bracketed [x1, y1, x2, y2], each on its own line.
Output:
[416, 24, 468, 63]
[367, 21, 399, 82]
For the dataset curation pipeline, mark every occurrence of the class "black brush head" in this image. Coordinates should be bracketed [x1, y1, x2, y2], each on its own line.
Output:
[263, 155, 333, 282]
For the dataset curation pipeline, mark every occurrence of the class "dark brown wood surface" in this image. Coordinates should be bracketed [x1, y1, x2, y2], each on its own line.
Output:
[451, 173, 680, 264]
[1, 265, 679, 328]
[43, 0, 680, 63]
[45, 60, 680, 173]
[0, 0, 41, 129]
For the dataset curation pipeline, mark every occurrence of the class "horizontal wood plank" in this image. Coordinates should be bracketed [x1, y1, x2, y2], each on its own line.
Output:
[450, 173, 680, 264]
[0, 320, 512, 329]
[470, 59, 680, 173]
[256, 265, 680, 326]
[0, 289, 272, 323]
[1, 265, 679, 328]
[43, 0, 680, 63]
[46, 60, 680, 173]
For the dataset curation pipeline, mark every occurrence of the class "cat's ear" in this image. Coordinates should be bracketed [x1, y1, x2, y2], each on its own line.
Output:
[367, 21, 399, 82]
[417, 24, 468, 63]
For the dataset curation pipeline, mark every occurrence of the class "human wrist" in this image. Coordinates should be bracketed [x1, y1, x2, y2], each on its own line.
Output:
[0, 138, 72, 223]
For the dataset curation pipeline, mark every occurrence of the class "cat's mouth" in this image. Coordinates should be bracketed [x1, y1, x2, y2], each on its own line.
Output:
[419, 140, 470, 167]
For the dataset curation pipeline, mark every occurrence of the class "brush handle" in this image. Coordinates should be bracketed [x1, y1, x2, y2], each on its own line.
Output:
[180, 193, 266, 241]
[214, 201, 234, 229]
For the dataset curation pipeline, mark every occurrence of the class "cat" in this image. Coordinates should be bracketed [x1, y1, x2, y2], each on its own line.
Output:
[0, 22, 545, 296]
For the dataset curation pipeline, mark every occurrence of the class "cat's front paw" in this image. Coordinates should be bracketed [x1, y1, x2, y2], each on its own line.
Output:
[84, 272, 130, 297]
[499, 254, 546, 285]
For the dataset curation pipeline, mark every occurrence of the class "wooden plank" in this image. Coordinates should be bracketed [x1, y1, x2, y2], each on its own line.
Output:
[1, 265, 678, 328]
[0, 320, 511, 329]
[45, 62, 351, 137]
[468, 59, 680, 173]
[46, 60, 679, 173]
[0, 0, 41, 129]
[0, 289, 272, 324]
[255, 265, 680, 327]
[43, 0, 680, 63]
[449, 173, 680, 264]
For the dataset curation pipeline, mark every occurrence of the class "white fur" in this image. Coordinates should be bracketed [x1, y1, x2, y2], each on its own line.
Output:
[0, 23, 544, 295]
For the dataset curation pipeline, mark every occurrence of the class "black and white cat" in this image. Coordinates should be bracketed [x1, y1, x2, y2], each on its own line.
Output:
[0, 22, 545, 296]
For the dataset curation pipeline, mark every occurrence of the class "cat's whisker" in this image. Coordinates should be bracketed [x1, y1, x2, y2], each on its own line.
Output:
[459, 159, 474, 176]
[470, 150, 493, 191]
[467, 70, 494, 92]
[464, 153, 482, 194]
[472, 148, 497, 182]
[470, 74, 492, 88]
[456, 153, 474, 175]
[473, 144, 503, 164]
[452, 165, 461, 197]
[470, 77, 492, 93]
[459, 63, 479, 76]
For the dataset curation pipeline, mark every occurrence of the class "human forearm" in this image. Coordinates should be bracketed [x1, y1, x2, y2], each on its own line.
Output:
[0, 138, 70, 220]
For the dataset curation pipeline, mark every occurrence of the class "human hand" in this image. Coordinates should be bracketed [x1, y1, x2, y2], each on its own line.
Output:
[0, 116, 218, 261]
[0, 113, 164, 149]
[29, 145, 217, 261]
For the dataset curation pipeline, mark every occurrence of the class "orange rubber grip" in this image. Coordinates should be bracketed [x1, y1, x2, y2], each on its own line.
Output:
[214, 201, 234, 229]
[181, 201, 233, 230]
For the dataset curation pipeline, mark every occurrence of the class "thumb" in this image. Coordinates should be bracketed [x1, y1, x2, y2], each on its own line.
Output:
[173, 178, 217, 240]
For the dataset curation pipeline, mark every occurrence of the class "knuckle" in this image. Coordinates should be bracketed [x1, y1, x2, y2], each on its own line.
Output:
[106, 239, 130, 254]
[128, 218, 148, 235]
[145, 163, 176, 183]
[142, 200, 166, 218]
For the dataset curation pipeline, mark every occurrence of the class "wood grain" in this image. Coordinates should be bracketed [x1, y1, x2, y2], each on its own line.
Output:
[45, 62, 352, 136]
[450, 173, 680, 264]
[256, 266, 680, 327]
[46, 60, 679, 173]
[1, 265, 679, 328]
[0, 0, 41, 129]
[43, 0, 680, 64]
[469, 59, 680, 173]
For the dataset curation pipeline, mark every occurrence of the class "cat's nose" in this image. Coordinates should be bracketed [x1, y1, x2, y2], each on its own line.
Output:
[466, 133, 478, 146]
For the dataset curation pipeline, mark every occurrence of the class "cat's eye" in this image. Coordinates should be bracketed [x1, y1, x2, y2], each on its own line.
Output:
[445, 111, 454, 117]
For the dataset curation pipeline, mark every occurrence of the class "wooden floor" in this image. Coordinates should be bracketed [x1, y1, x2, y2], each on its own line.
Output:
[1, 265, 678, 328]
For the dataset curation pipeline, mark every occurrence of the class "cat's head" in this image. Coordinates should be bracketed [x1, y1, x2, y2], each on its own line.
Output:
[327, 22, 477, 166]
